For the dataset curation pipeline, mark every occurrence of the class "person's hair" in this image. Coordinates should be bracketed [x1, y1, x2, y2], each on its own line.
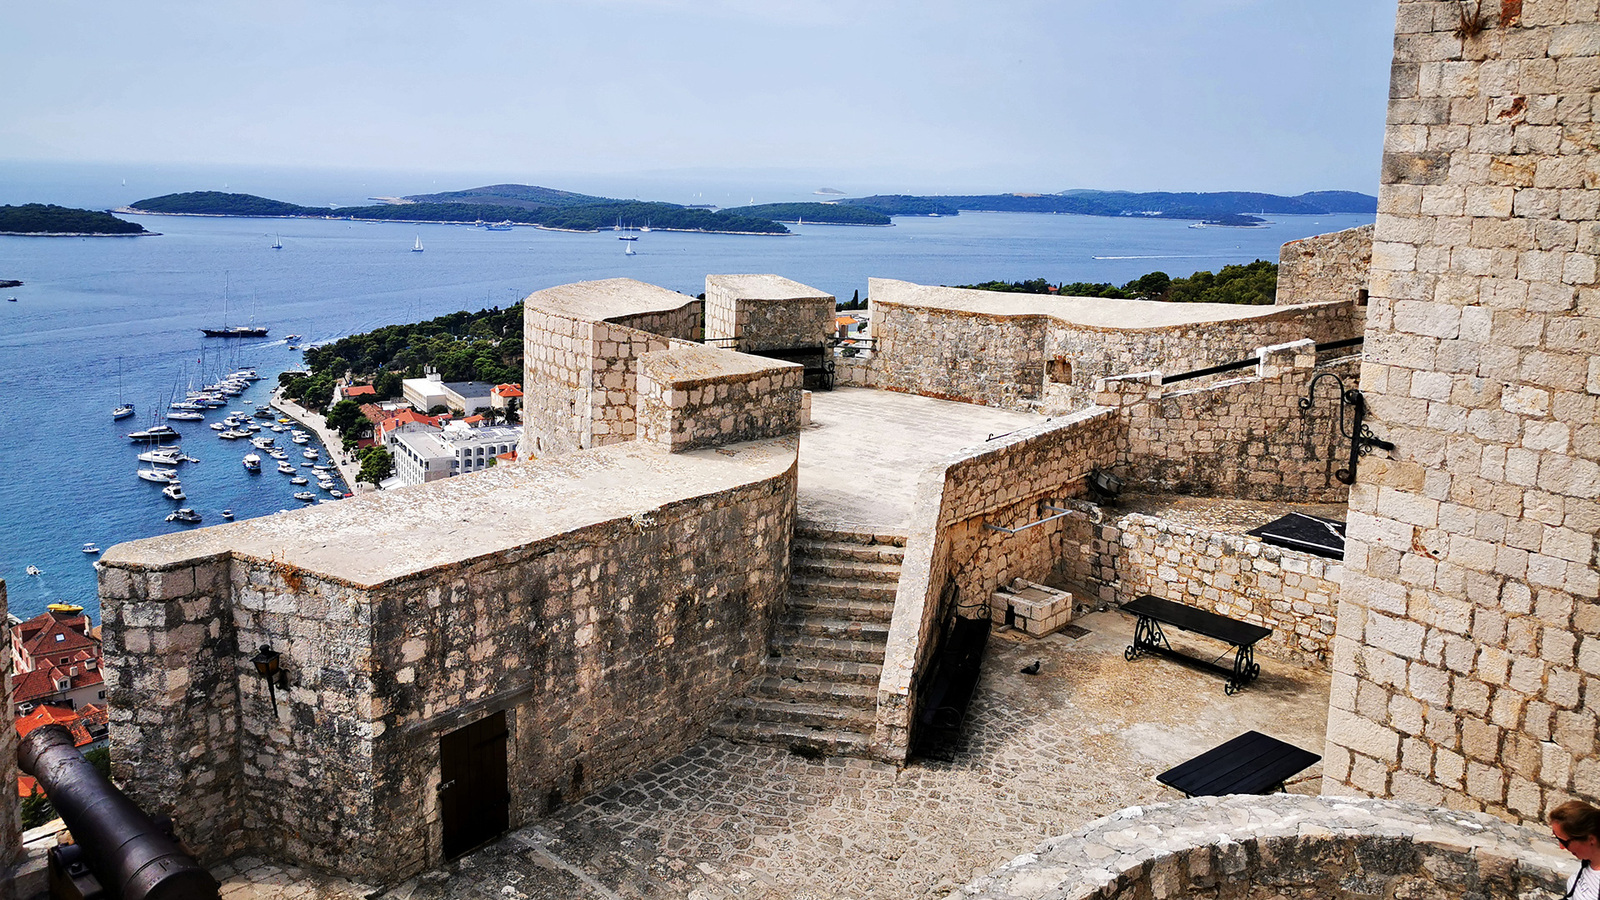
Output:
[1551, 800, 1600, 841]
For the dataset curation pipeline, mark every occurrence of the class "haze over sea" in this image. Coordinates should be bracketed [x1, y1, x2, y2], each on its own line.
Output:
[0, 161, 1374, 623]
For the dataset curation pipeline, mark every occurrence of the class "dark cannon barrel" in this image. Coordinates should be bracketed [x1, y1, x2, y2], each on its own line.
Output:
[18, 724, 218, 900]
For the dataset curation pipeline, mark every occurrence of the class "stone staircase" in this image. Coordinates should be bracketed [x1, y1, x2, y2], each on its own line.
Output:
[713, 523, 906, 757]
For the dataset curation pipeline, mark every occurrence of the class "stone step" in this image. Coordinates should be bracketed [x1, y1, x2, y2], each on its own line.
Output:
[722, 696, 878, 732]
[792, 557, 903, 584]
[772, 633, 886, 664]
[749, 674, 878, 709]
[764, 655, 883, 687]
[790, 574, 897, 603]
[795, 523, 907, 548]
[785, 593, 895, 624]
[792, 537, 906, 566]
[709, 718, 872, 759]
[781, 615, 890, 643]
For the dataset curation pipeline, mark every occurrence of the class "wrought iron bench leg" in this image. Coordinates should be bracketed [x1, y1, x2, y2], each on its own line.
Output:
[1224, 643, 1260, 695]
[1125, 616, 1166, 661]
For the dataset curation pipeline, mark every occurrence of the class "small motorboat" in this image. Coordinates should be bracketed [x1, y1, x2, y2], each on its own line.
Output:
[221, 509, 234, 520]
[242, 453, 262, 473]
[167, 410, 205, 421]
[25, 565, 41, 576]
[218, 429, 249, 440]
[137, 467, 180, 483]
[81, 543, 100, 554]
[251, 436, 276, 449]
[290, 432, 310, 444]
[289, 476, 308, 485]
[162, 483, 186, 501]
[138, 447, 185, 465]
[293, 491, 317, 502]
[209, 422, 226, 431]
[277, 462, 296, 475]
[127, 425, 180, 442]
[327, 490, 345, 499]
[165, 508, 202, 524]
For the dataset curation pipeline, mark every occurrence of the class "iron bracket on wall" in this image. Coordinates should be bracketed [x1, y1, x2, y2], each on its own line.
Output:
[1299, 372, 1396, 485]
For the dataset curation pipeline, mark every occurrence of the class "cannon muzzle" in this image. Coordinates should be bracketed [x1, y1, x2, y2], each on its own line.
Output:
[19, 724, 218, 900]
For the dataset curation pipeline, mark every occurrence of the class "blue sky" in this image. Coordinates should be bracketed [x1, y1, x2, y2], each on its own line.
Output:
[2, 1, 1399, 197]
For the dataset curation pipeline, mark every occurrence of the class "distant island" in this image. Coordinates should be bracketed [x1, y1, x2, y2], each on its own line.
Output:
[121, 184, 1377, 233]
[126, 188, 789, 235]
[0, 204, 149, 236]
[835, 190, 1376, 220]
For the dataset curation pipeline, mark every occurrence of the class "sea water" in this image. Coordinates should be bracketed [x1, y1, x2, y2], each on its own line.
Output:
[0, 174, 1372, 622]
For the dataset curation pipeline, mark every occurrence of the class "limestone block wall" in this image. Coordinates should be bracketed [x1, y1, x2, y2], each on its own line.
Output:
[609, 303, 704, 342]
[100, 438, 798, 881]
[99, 554, 245, 864]
[1107, 513, 1341, 666]
[1277, 224, 1375, 306]
[873, 303, 1051, 408]
[0, 581, 18, 900]
[522, 310, 688, 457]
[636, 346, 803, 452]
[950, 794, 1567, 900]
[872, 407, 1123, 761]
[1037, 301, 1361, 413]
[1323, 0, 1600, 824]
[834, 349, 881, 387]
[1106, 341, 1358, 503]
[704, 274, 834, 352]
[867, 276, 1360, 414]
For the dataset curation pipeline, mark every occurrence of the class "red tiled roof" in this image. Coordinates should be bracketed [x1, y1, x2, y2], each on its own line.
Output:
[13, 663, 105, 706]
[462, 415, 485, 425]
[14, 610, 95, 664]
[14, 704, 97, 747]
[344, 385, 376, 397]
[493, 383, 523, 398]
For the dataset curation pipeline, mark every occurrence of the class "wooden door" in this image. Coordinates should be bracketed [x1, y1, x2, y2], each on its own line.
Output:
[439, 710, 509, 859]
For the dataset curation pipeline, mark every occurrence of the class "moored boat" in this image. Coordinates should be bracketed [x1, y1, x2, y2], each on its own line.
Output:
[242, 453, 262, 473]
[127, 425, 180, 442]
[162, 483, 186, 501]
[137, 467, 180, 483]
[81, 543, 100, 554]
[165, 508, 202, 524]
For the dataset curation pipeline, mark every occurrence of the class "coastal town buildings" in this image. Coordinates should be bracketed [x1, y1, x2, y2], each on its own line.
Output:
[385, 421, 522, 486]
[8, 607, 104, 715]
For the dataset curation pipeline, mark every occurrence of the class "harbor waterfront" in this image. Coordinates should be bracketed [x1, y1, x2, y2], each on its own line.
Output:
[0, 202, 1373, 622]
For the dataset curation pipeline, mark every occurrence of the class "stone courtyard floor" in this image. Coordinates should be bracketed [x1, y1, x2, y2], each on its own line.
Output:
[220, 607, 1330, 900]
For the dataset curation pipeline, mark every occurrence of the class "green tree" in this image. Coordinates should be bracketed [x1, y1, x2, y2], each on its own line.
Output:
[21, 786, 54, 829]
[374, 370, 403, 399]
[326, 399, 364, 435]
[358, 447, 395, 485]
[1124, 271, 1172, 300]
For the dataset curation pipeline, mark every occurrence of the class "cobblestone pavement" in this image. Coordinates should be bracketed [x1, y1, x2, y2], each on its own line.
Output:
[351, 609, 1329, 900]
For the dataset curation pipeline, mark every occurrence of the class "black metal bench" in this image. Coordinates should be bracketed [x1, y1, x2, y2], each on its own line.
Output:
[746, 344, 835, 390]
[1121, 594, 1270, 694]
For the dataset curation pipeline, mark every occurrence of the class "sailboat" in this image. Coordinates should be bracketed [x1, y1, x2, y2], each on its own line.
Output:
[624, 243, 636, 256]
[412, 236, 424, 252]
[271, 234, 283, 250]
[112, 357, 135, 420]
[201, 276, 268, 337]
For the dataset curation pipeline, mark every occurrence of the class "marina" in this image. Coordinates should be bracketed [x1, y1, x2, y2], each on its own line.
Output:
[0, 201, 1371, 621]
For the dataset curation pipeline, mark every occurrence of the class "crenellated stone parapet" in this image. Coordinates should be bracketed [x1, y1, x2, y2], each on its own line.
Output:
[704, 274, 834, 352]
[636, 345, 803, 452]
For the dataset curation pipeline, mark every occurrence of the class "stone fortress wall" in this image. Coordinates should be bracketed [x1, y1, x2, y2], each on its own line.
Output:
[863, 277, 1362, 414]
[951, 794, 1568, 900]
[874, 338, 1362, 757]
[1322, 0, 1600, 824]
[100, 439, 797, 880]
[704, 274, 834, 352]
[1277, 223, 1375, 306]
[520, 279, 704, 458]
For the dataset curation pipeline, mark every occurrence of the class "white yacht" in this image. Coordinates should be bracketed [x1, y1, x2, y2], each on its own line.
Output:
[137, 467, 180, 484]
[166, 508, 202, 524]
[162, 483, 186, 501]
[242, 453, 262, 473]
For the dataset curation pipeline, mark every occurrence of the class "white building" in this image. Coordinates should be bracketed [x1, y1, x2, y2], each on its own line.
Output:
[401, 374, 450, 413]
[386, 422, 521, 487]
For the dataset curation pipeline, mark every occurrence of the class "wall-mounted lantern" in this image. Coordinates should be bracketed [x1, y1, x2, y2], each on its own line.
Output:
[1300, 372, 1396, 485]
[251, 644, 290, 716]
